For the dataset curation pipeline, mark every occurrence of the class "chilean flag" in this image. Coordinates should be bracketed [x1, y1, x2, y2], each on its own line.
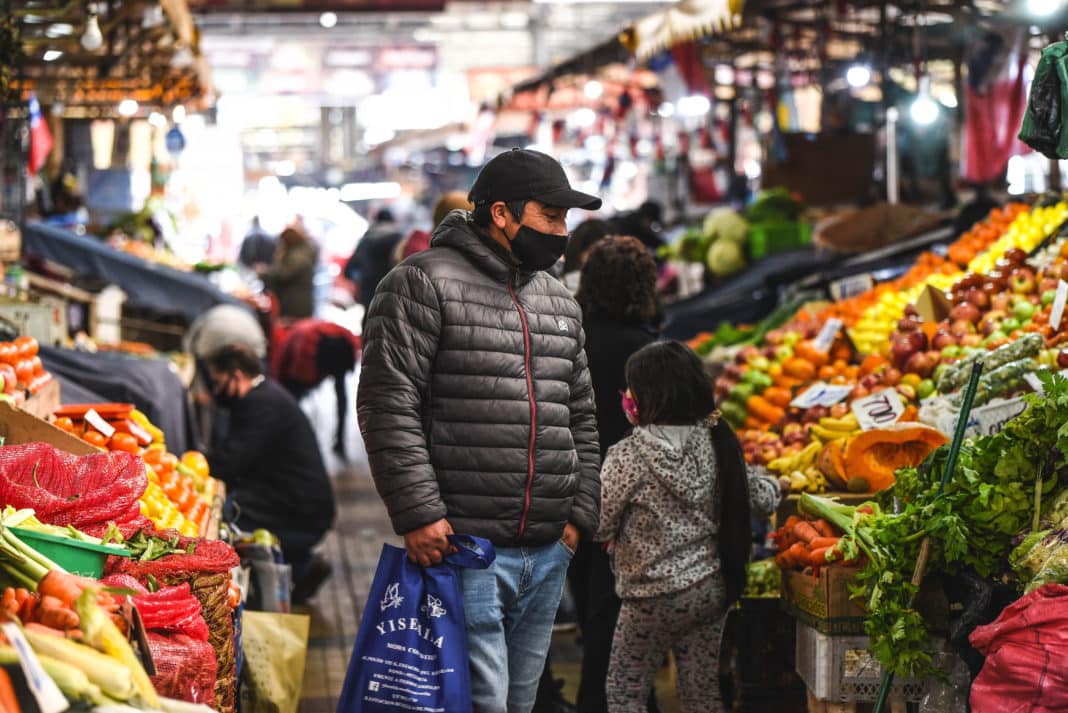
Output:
[27, 93, 53, 177]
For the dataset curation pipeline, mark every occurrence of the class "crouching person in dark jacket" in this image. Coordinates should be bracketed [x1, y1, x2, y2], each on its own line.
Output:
[358, 149, 603, 713]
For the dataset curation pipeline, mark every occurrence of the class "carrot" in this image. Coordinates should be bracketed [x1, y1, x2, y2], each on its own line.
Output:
[0, 668, 17, 713]
[792, 520, 821, 544]
[807, 547, 831, 565]
[0, 590, 14, 615]
[809, 537, 841, 550]
[36, 570, 92, 608]
[783, 515, 802, 531]
[17, 594, 36, 624]
[812, 519, 835, 538]
[36, 597, 79, 630]
[23, 621, 81, 639]
[12, 590, 27, 607]
[746, 395, 785, 425]
[781, 542, 810, 569]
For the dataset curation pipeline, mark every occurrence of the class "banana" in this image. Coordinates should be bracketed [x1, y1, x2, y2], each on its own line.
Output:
[810, 425, 858, 442]
[796, 441, 821, 468]
[819, 413, 860, 431]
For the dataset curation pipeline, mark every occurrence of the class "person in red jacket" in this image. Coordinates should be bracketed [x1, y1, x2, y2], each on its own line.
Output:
[275, 319, 361, 459]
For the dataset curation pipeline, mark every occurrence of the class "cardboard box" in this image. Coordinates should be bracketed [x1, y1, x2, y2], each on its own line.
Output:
[783, 566, 866, 623]
[0, 400, 97, 455]
[20, 378, 60, 420]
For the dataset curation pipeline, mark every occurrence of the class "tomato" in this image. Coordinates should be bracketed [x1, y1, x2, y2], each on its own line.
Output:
[13, 360, 32, 385]
[180, 451, 210, 478]
[109, 432, 141, 455]
[0, 343, 14, 365]
[82, 430, 108, 448]
[157, 452, 178, 474]
[28, 356, 42, 375]
[13, 336, 38, 359]
[53, 417, 75, 433]
[142, 448, 163, 468]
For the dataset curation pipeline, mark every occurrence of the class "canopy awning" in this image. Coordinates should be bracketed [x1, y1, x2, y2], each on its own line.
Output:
[632, 0, 743, 62]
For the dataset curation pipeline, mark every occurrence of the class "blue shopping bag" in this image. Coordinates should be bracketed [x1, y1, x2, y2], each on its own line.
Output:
[337, 534, 495, 713]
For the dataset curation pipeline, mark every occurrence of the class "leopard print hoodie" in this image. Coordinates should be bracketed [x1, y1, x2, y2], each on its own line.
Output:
[595, 420, 781, 599]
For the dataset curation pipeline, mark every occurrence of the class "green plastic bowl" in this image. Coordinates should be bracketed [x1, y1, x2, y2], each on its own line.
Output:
[10, 527, 128, 578]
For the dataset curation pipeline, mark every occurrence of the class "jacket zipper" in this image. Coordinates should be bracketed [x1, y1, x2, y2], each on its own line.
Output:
[509, 273, 537, 542]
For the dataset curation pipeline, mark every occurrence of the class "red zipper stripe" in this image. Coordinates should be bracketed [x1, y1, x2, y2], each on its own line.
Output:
[509, 275, 537, 542]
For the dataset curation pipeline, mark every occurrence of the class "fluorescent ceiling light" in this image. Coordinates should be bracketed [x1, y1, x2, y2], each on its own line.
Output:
[45, 23, 74, 38]
[43, 50, 63, 62]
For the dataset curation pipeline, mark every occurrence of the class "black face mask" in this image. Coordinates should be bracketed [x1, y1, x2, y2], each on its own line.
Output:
[508, 224, 568, 272]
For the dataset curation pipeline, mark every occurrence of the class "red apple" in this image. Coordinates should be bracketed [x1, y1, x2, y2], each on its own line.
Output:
[991, 293, 1012, 312]
[882, 367, 903, 386]
[897, 317, 922, 332]
[1004, 247, 1029, 265]
[949, 302, 982, 323]
[904, 351, 936, 378]
[950, 319, 977, 337]
[960, 333, 984, 347]
[860, 374, 882, 390]
[964, 288, 990, 309]
[980, 310, 1007, 336]
[931, 330, 957, 351]
[1010, 267, 1038, 295]
[896, 383, 917, 401]
[1058, 350, 1068, 369]
[830, 403, 850, 418]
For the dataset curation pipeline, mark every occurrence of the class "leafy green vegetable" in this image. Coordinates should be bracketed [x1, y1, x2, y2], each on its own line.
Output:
[121, 530, 194, 562]
[743, 558, 781, 598]
[802, 372, 1068, 678]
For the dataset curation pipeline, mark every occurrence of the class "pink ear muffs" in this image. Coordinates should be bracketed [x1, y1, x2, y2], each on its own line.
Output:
[620, 389, 639, 426]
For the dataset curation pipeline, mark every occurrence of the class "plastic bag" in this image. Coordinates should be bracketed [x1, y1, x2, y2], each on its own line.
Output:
[969, 583, 1068, 712]
[337, 535, 494, 713]
[1019, 38, 1068, 159]
[239, 611, 309, 713]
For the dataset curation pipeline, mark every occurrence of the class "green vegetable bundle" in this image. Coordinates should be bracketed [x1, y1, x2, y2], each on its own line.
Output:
[802, 371, 1068, 678]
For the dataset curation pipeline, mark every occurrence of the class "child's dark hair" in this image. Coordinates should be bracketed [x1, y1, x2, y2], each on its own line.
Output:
[625, 341, 716, 426]
[626, 339, 753, 606]
[206, 344, 263, 377]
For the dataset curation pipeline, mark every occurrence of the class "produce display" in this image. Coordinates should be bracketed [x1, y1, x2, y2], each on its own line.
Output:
[51, 405, 218, 537]
[660, 187, 809, 277]
[0, 441, 240, 710]
[0, 336, 53, 405]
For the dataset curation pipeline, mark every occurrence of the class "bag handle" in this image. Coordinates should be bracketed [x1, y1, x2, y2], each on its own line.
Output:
[445, 534, 495, 570]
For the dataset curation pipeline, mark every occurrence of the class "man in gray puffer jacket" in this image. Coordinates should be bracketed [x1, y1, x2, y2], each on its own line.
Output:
[357, 149, 602, 713]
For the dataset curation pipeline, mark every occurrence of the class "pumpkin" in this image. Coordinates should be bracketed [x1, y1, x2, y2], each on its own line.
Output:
[816, 439, 849, 490]
[843, 424, 948, 492]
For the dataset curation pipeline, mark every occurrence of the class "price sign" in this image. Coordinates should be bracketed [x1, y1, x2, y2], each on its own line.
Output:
[83, 408, 115, 439]
[1051, 280, 1068, 331]
[0, 622, 68, 713]
[813, 318, 844, 353]
[830, 273, 875, 302]
[1024, 372, 1046, 395]
[961, 397, 1028, 438]
[851, 389, 906, 430]
[790, 382, 855, 409]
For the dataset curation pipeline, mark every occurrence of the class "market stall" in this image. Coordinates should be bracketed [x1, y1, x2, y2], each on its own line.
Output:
[701, 192, 1068, 710]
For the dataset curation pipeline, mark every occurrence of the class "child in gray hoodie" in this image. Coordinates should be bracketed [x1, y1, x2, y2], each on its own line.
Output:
[597, 342, 781, 713]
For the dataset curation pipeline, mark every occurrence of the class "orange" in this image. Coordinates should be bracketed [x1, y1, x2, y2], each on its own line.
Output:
[180, 451, 210, 478]
[53, 417, 75, 433]
[109, 432, 141, 455]
[83, 430, 108, 448]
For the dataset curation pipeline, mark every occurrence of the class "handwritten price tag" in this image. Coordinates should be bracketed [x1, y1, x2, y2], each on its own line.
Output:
[830, 274, 875, 302]
[1051, 280, 1068, 331]
[813, 318, 844, 354]
[851, 389, 906, 431]
[790, 382, 855, 409]
[961, 397, 1028, 438]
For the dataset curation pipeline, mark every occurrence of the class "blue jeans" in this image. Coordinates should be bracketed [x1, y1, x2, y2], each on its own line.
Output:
[462, 540, 574, 713]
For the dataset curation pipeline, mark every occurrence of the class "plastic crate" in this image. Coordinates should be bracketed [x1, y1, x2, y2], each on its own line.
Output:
[794, 621, 929, 703]
[749, 220, 812, 260]
[782, 599, 866, 636]
[11, 527, 128, 578]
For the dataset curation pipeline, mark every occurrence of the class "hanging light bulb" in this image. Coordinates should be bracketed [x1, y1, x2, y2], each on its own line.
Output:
[846, 64, 872, 88]
[81, 4, 103, 51]
[1028, 0, 1060, 17]
[910, 76, 939, 126]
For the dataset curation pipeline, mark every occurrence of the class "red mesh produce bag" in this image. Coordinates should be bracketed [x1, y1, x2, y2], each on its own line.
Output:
[970, 584, 1068, 713]
[146, 631, 217, 704]
[0, 443, 150, 536]
[106, 536, 240, 713]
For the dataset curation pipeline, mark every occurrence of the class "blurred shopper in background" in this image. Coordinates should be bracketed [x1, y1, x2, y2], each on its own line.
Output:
[561, 218, 612, 293]
[205, 344, 337, 604]
[358, 149, 602, 713]
[238, 216, 277, 273]
[275, 318, 361, 460]
[607, 200, 665, 254]
[571, 236, 661, 713]
[393, 191, 475, 264]
[262, 225, 317, 321]
[344, 208, 403, 308]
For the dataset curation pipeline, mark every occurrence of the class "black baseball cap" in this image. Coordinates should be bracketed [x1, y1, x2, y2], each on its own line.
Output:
[468, 149, 602, 211]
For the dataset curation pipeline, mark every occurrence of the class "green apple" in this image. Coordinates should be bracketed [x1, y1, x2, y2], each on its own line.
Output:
[916, 379, 936, 399]
[1000, 317, 1020, 333]
[1042, 290, 1058, 307]
[775, 345, 794, 362]
[1013, 300, 1036, 321]
[748, 355, 770, 372]
[781, 331, 801, 347]
[940, 345, 962, 360]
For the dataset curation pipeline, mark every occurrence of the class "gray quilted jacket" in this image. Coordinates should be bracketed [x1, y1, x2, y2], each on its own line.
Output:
[357, 212, 601, 546]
